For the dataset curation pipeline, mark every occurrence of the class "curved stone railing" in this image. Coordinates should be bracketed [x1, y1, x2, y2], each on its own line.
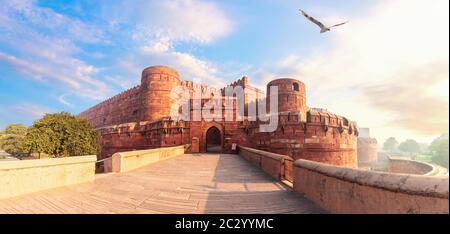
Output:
[237, 146, 293, 182]
[293, 159, 449, 214]
[388, 157, 437, 176]
[109, 146, 185, 173]
[0, 156, 96, 200]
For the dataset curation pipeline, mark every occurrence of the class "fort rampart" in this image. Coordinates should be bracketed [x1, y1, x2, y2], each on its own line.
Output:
[79, 66, 359, 169]
[388, 157, 436, 175]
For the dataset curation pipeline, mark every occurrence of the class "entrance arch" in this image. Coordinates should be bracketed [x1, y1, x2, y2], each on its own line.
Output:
[206, 126, 222, 153]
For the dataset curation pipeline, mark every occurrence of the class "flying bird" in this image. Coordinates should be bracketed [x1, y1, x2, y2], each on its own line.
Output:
[299, 9, 348, 33]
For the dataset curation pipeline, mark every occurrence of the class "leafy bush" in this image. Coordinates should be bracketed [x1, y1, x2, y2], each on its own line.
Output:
[429, 135, 449, 169]
[398, 139, 421, 155]
[383, 137, 398, 152]
[22, 112, 99, 157]
[0, 124, 27, 156]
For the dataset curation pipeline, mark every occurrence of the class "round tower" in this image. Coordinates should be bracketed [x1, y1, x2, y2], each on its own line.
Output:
[140, 66, 181, 122]
[266, 78, 307, 120]
[357, 137, 378, 165]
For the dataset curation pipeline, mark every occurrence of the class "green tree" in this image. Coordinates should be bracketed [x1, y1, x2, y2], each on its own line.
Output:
[0, 129, 4, 150]
[383, 137, 398, 152]
[22, 112, 99, 157]
[398, 139, 421, 156]
[429, 134, 449, 169]
[0, 124, 27, 156]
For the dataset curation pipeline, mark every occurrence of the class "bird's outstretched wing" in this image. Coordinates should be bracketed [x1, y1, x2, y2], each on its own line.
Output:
[300, 9, 326, 29]
[330, 21, 348, 28]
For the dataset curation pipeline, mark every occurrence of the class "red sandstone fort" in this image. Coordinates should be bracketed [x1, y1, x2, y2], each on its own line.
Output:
[79, 65, 359, 168]
[1, 65, 447, 214]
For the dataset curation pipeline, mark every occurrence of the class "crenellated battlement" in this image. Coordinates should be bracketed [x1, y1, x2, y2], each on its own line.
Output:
[79, 85, 140, 117]
[79, 65, 359, 167]
[306, 108, 358, 136]
[220, 76, 251, 95]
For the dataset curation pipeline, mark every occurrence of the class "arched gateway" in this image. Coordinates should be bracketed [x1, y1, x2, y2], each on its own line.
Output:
[206, 126, 222, 153]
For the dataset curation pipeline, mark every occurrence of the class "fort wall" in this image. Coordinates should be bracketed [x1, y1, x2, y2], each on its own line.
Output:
[245, 109, 358, 168]
[78, 86, 141, 128]
[78, 65, 359, 168]
[238, 146, 293, 181]
[293, 159, 449, 214]
[303, 109, 358, 168]
[388, 157, 436, 175]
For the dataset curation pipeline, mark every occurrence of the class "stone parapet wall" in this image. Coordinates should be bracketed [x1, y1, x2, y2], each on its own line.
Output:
[0, 156, 96, 200]
[388, 157, 436, 175]
[293, 159, 449, 214]
[110, 146, 185, 173]
[238, 146, 293, 182]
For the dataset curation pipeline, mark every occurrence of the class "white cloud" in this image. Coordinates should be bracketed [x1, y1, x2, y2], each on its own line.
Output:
[277, 54, 300, 69]
[57, 94, 74, 108]
[106, 0, 235, 89]
[1, 0, 104, 43]
[269, 0, 449, 143]
[138, 48, 226, 86]
[130, 0, 233, 46]
[0, 102, 53, 127]
[0, 0, 110, 100]
[13, 102, 53, 119]
[1, 0, 237, 102]
[0, 52, 108, 100]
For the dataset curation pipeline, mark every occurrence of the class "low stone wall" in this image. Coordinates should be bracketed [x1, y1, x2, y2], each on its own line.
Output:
[284, 157, 294, 182]
[110, 146, 185, 173]
[103, 157, 113, 173]
[388, 157, 436, 175]
[238, 146, 292, 182]
[293, 159, 449, 214]
[0, 156, 96, 200]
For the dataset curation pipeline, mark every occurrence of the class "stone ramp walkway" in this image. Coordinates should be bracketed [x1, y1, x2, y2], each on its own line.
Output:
[0, 154, 324, 214]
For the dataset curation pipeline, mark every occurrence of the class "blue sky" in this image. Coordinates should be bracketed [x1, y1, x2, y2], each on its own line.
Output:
[0, 0, 448, 144]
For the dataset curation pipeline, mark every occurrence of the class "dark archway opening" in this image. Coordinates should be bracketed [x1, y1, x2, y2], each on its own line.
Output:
[292, 82, 299, 91]
[206, 126, 222, 153]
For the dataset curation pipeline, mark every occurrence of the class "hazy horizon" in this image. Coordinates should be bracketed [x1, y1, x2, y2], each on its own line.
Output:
[0, 0, 448, 145]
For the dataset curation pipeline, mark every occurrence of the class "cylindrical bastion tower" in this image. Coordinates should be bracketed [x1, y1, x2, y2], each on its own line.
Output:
[357, 138, 378, 165]
[266, 78, 307, 121]
[140, 66, 181, 122]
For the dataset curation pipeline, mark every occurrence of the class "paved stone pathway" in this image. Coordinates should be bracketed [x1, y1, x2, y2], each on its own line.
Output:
[0, 154, 324, 214]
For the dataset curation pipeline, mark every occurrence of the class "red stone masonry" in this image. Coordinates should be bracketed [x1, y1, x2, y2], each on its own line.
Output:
[78, 65, 359, 169]
[267, 78, 307, 120]
[78, 85, 141, 128]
